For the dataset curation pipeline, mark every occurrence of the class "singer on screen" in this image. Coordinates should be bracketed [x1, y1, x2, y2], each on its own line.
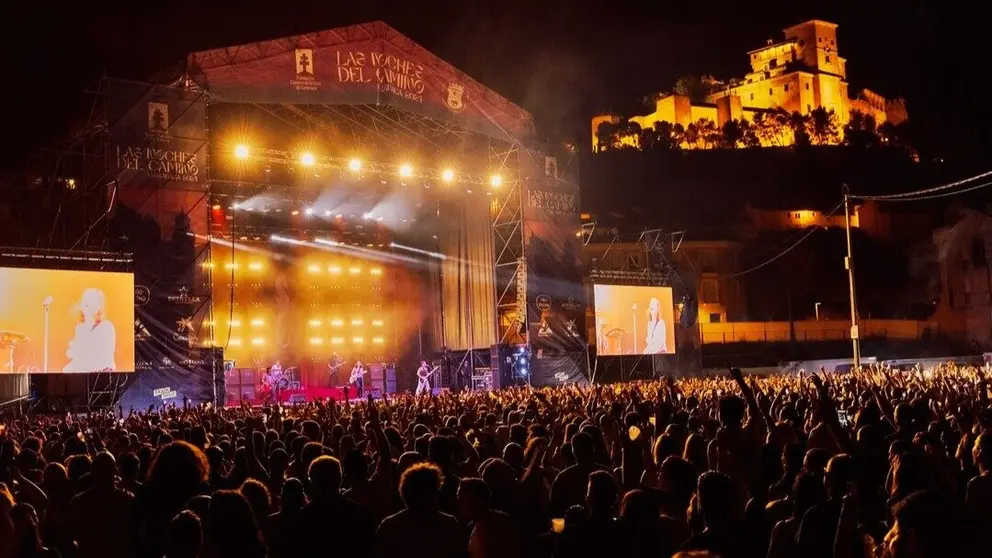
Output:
[63, 288, 116, 372]
[644, 297, 668, 354]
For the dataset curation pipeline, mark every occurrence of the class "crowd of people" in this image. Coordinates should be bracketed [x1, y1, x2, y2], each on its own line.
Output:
[1, 363, 989, 558]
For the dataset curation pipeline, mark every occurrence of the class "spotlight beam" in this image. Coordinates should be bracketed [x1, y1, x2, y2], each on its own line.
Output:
[389, 242, 447, 260]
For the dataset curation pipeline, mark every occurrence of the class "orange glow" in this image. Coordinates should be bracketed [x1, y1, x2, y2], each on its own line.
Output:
[351, 319, 364, 326]
[248, 262, 263, 271]
[331, 337, 344, 345]
[224, 262, 238, 270]
[348, 158, 362, 172]
[229, 319, 242, 327]
[370, 268, 382, 276]
[328, 266, 342, 274]
[234, 145, 250, 160]
[372, 320, 384, 327]
[300, 152, 316, 166]
[291, 210, 300, 216]
[490, 175, 503, 188]
[251, 337, 265, 346]
[202, 261, 214, 268]
[399, 164, 413, 178]
[352, 336, 364, 344]
[372, 336, 385, 344]
[331, 319, 344, 328]
[309, 319, 322, 327]
[441, 169, 455, 182]
[250, 318, 264, 327]
[212, 204, 221, 210]
[309, 337, 324, 345]
[307, 264, 321, 273]
[349, 267, 361, 275]
[229, 339, 242, 346]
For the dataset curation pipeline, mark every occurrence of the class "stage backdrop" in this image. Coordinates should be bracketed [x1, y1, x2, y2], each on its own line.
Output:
[186, 21, 535, 142]
[521, 146, 588, 386]
[105, 78, 216, 408]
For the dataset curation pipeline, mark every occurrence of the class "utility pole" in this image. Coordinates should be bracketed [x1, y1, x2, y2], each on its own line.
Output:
[843, 186, 862, 370]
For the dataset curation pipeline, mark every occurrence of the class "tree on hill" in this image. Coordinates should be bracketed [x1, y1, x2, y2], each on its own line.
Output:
[844, 110, 881, 149]
[595, 120, 620, 152]
[722, 119, 760, 148]
[808, 107, 841, 146]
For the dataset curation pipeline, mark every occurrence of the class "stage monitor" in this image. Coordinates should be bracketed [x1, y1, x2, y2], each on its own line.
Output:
[593, 284, 676, 356]
[0, 267, 135, 373]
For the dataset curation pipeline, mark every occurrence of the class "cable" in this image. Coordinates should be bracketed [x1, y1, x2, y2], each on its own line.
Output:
[856, 180, 992, 202]
[728, 201, 842, 279]
[851, 169, 992, 200]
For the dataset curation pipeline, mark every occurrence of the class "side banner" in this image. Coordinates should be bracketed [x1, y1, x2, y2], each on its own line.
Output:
[521, 146, 588, 386]
[105, 79, 217, 408]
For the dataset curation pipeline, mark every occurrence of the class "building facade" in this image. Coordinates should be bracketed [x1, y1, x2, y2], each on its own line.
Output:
[592, 20, 908, 151]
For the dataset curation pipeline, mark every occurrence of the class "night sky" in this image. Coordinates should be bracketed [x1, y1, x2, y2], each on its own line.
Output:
[2, 0, 988, 170]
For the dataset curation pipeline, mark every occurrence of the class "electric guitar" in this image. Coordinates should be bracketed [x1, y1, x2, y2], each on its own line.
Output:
[349, 367, 369, 384]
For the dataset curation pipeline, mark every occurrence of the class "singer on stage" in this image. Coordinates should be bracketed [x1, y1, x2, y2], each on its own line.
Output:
[644, 297, 668, 354]
[349, 360, 366, 397]
[63, 288, 117, 372]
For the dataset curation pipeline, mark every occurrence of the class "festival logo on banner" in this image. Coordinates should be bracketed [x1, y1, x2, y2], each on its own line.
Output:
[545, 156, 558, 183]
[153, 387, 178, 401]
[335, 49, 425, 102]
[167, 286, 203, 305]
[445, 83, 465, 111]
[135, 285, 151, 306]
[292, 48, 321, 91]
[561, 297, 582, 312]
[135, 318, 152, 342]
[536, 295, 553, 312]
[147, 102, 171, 140]
[528, 189, 577, 218]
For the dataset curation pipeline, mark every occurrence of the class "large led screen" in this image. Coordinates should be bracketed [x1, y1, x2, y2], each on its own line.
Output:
[0, 268, 135, 373]
[593, 284, 676, 356]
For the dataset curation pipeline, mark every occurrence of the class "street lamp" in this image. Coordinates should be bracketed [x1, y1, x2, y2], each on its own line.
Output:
[815, 302, 822, 321]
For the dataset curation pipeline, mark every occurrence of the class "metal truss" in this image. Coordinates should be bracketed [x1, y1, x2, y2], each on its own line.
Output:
[490, 142, 526, 344]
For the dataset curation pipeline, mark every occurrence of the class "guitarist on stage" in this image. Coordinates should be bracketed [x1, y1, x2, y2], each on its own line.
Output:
[349, 360, 368, 397]
[415, 360, 438, 396]
[327, 353, 346, 386]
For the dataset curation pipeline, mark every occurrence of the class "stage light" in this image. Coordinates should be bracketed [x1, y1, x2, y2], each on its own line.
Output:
[232, 202, 241, 210]
[212, 204, 221, 210]
[331, 319, 344, 327]
[349, 267, 361, 274]
[441, 168, 455, 182]
[348, 158, 362, 172]
[308, 264, 321, 273]
[324, 210, 332, 217]
[224, 262, 239, 270]
[229, 338, 242, 346]
[204, 321, 215, 327]
[362, 212, 372, 221]
[229, 319, 242, 327]
[300, 152, 316, 166]
[234, 145, 250, 160]
[309, 337, 324, 345]
[351, 319, 364, 326]
[490, 174, 503, 188]
[331, 337, 344, 345]
[399, 164, 413, 177]
[370, 268, 382, 276]
[291, 210, 300, 216]
[202, 261, 214, 268]
[353, 336, 364, 344]
[248, 262, 263, 271]
[336, 214, 343, 219]
[305, 207, 314, 216]
[309, 319, 322, 327]
[373, 336, 385, 344]
[251, 337, 265, 346]
[250, 318, 264, 327]
[372, 320, 384, 327]
[329, 266, 342, 274]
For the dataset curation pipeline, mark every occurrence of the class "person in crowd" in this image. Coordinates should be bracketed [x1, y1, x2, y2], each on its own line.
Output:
[376, 462, 466, 558]
[457, 477, 520, 558]
[134, 441, 211, 557]
[203, 490, 265, 558]
[67, 451, 135, 558]
[165, 511, 202, 558]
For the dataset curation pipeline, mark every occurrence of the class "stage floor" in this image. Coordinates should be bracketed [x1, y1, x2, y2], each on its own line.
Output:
[225, 384, 391, 407]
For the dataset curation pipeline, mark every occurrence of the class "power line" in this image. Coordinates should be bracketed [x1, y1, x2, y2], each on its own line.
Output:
[850, 169, 992, 201]
[728, 201, 842, 279]
[855, 180, 992, 202]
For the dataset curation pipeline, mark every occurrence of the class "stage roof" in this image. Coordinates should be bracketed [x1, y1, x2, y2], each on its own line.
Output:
[186, 21, 535, 143]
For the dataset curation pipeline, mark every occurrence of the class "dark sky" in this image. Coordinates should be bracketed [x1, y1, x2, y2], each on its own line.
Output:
[2, 0, 988, 170]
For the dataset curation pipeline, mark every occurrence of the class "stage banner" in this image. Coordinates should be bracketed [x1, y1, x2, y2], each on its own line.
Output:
[521, 146, 588, 386]
[104, 79, 217, 407]
[186, 21, 535, 142]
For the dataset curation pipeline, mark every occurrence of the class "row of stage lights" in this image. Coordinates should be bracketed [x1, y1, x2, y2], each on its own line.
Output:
[202, 260, 383, 275]
[207, 318, 385, 328]
[231, 144, 504, 188]
[220, 336, 386, 347]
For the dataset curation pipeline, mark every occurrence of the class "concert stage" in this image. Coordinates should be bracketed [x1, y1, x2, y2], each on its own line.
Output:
[10, 21, 588, 411]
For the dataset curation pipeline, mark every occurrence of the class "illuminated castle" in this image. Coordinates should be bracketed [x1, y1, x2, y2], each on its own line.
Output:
[592, 20, 908, 151]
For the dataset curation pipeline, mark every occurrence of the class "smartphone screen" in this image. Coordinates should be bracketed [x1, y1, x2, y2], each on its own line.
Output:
[628, 425, 641, 442]
[648, 417, 656, 426]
